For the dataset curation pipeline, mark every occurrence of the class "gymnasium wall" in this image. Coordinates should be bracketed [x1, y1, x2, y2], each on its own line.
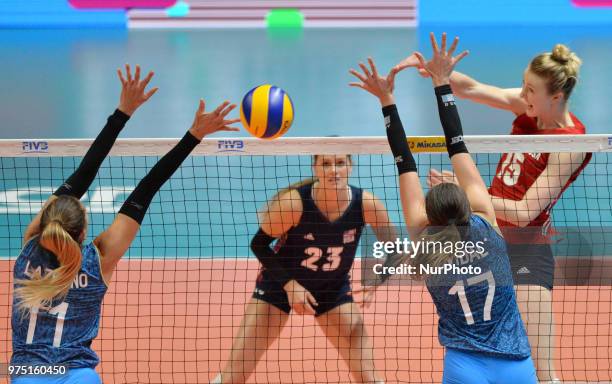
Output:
[420, 0, 612, 26]
[0, 0, 417, 29]
[3, 0, 612, 29]
[0, 0, 126, 28]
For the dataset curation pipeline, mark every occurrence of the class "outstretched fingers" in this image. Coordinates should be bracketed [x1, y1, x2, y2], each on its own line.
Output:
[117, 68, 127, 86]
[454, 50, 470, 65]
[144, 87, 159, 101]
[448, 36, 460, 56]
[125, 64, 133, 83]
[429, 32, 440, 55]
[358, 62, 372, 78]
[368, 57, 379, 79]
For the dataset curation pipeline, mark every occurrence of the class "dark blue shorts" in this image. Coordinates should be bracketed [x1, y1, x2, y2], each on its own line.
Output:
[507, 243, 555, 290]
[252, 273, 353, 316]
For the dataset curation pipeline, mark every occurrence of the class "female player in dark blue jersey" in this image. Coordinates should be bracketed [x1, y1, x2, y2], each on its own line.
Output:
[11, 65, 240, 384]
[212, 155, 395, 384]
[350, 33, 537, 384]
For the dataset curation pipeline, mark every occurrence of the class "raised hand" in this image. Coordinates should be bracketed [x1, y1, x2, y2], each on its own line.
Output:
[413, 32, 469, 87]
[189, 100, 240, 140]
[349, 57, 397, 106]
[427, 168, 459, 188]
[392, 53, 430, 78]
[117, 64, 158, 116]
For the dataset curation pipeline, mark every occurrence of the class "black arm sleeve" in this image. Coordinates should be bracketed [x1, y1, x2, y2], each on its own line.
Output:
[250, 228, 292, 288]
[382, 104, 417, 175]
[118, 131, 200, 224]
[434, 84, 469, 158]
[54, 109, 130, 198]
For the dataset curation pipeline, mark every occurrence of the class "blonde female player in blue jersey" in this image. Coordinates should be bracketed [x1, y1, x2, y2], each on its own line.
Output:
[211, 153, 397, 384]
[10, 65, 240, 384]
[349, 33, 537, 384]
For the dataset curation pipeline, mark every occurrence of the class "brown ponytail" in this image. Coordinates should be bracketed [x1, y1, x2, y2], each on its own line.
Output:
[15, 195, 86, 311]
[411, 183, 471, 280]
[410, 224, 463, 280]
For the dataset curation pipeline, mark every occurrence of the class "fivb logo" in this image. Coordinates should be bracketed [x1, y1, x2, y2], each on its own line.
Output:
[217, 140, 245, 152]
[22, 141, 49, 153]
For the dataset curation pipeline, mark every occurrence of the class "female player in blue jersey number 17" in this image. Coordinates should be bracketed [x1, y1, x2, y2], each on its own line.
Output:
[11, 65, 240, 384]
[349, 33, 537, 384]
[212, 155, 397, 384]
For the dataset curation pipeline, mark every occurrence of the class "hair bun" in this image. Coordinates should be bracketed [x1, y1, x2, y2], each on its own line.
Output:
[551, 44, 572, 64]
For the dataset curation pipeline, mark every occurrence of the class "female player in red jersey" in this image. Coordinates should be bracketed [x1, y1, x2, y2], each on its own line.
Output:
[395, 37, 590, 383]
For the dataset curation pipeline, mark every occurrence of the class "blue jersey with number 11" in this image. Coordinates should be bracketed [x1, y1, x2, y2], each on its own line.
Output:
[11, 237, 108, 369]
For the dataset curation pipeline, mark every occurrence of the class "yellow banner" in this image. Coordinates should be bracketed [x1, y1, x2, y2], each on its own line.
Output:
[407, 136, 447, 153]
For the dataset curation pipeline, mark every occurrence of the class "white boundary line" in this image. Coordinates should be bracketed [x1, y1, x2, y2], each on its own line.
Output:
[3, 135, 612, 157]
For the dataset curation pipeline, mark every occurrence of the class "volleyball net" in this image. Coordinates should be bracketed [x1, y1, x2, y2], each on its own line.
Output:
[0, 135, 611, 383]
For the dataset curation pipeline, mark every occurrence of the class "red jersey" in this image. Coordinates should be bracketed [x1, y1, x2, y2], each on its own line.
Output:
[489, 113, 592, 233]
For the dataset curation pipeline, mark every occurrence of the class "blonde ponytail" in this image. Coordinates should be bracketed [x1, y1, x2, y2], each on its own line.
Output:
[15, 196, 85, 311]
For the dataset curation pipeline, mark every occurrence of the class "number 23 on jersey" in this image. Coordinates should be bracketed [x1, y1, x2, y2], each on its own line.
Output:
[301, 247, 343, 272]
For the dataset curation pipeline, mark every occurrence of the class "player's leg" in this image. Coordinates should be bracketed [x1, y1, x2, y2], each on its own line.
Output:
[316, 301, 382, 384]
[510, 243, 558, 382]
[213, 298, 289, 384]
[441, 348, 488, 384]
[515, 285, 557, 382]
[485, 353, 538, 384]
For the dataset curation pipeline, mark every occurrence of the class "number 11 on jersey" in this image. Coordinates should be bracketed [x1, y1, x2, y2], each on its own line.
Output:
[26, 302, 69, 348]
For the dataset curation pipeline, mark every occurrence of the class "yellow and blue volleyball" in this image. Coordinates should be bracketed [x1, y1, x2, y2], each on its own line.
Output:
[240, 85, 294, 139]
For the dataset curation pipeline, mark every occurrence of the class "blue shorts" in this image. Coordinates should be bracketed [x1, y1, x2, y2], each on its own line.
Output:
[443, 348, 537, 384]
[12, 368, 101, 384]
[253, 272, 353, 316]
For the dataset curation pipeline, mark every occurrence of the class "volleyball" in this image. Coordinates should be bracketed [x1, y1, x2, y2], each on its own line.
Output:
[239, 84, 294, 139]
